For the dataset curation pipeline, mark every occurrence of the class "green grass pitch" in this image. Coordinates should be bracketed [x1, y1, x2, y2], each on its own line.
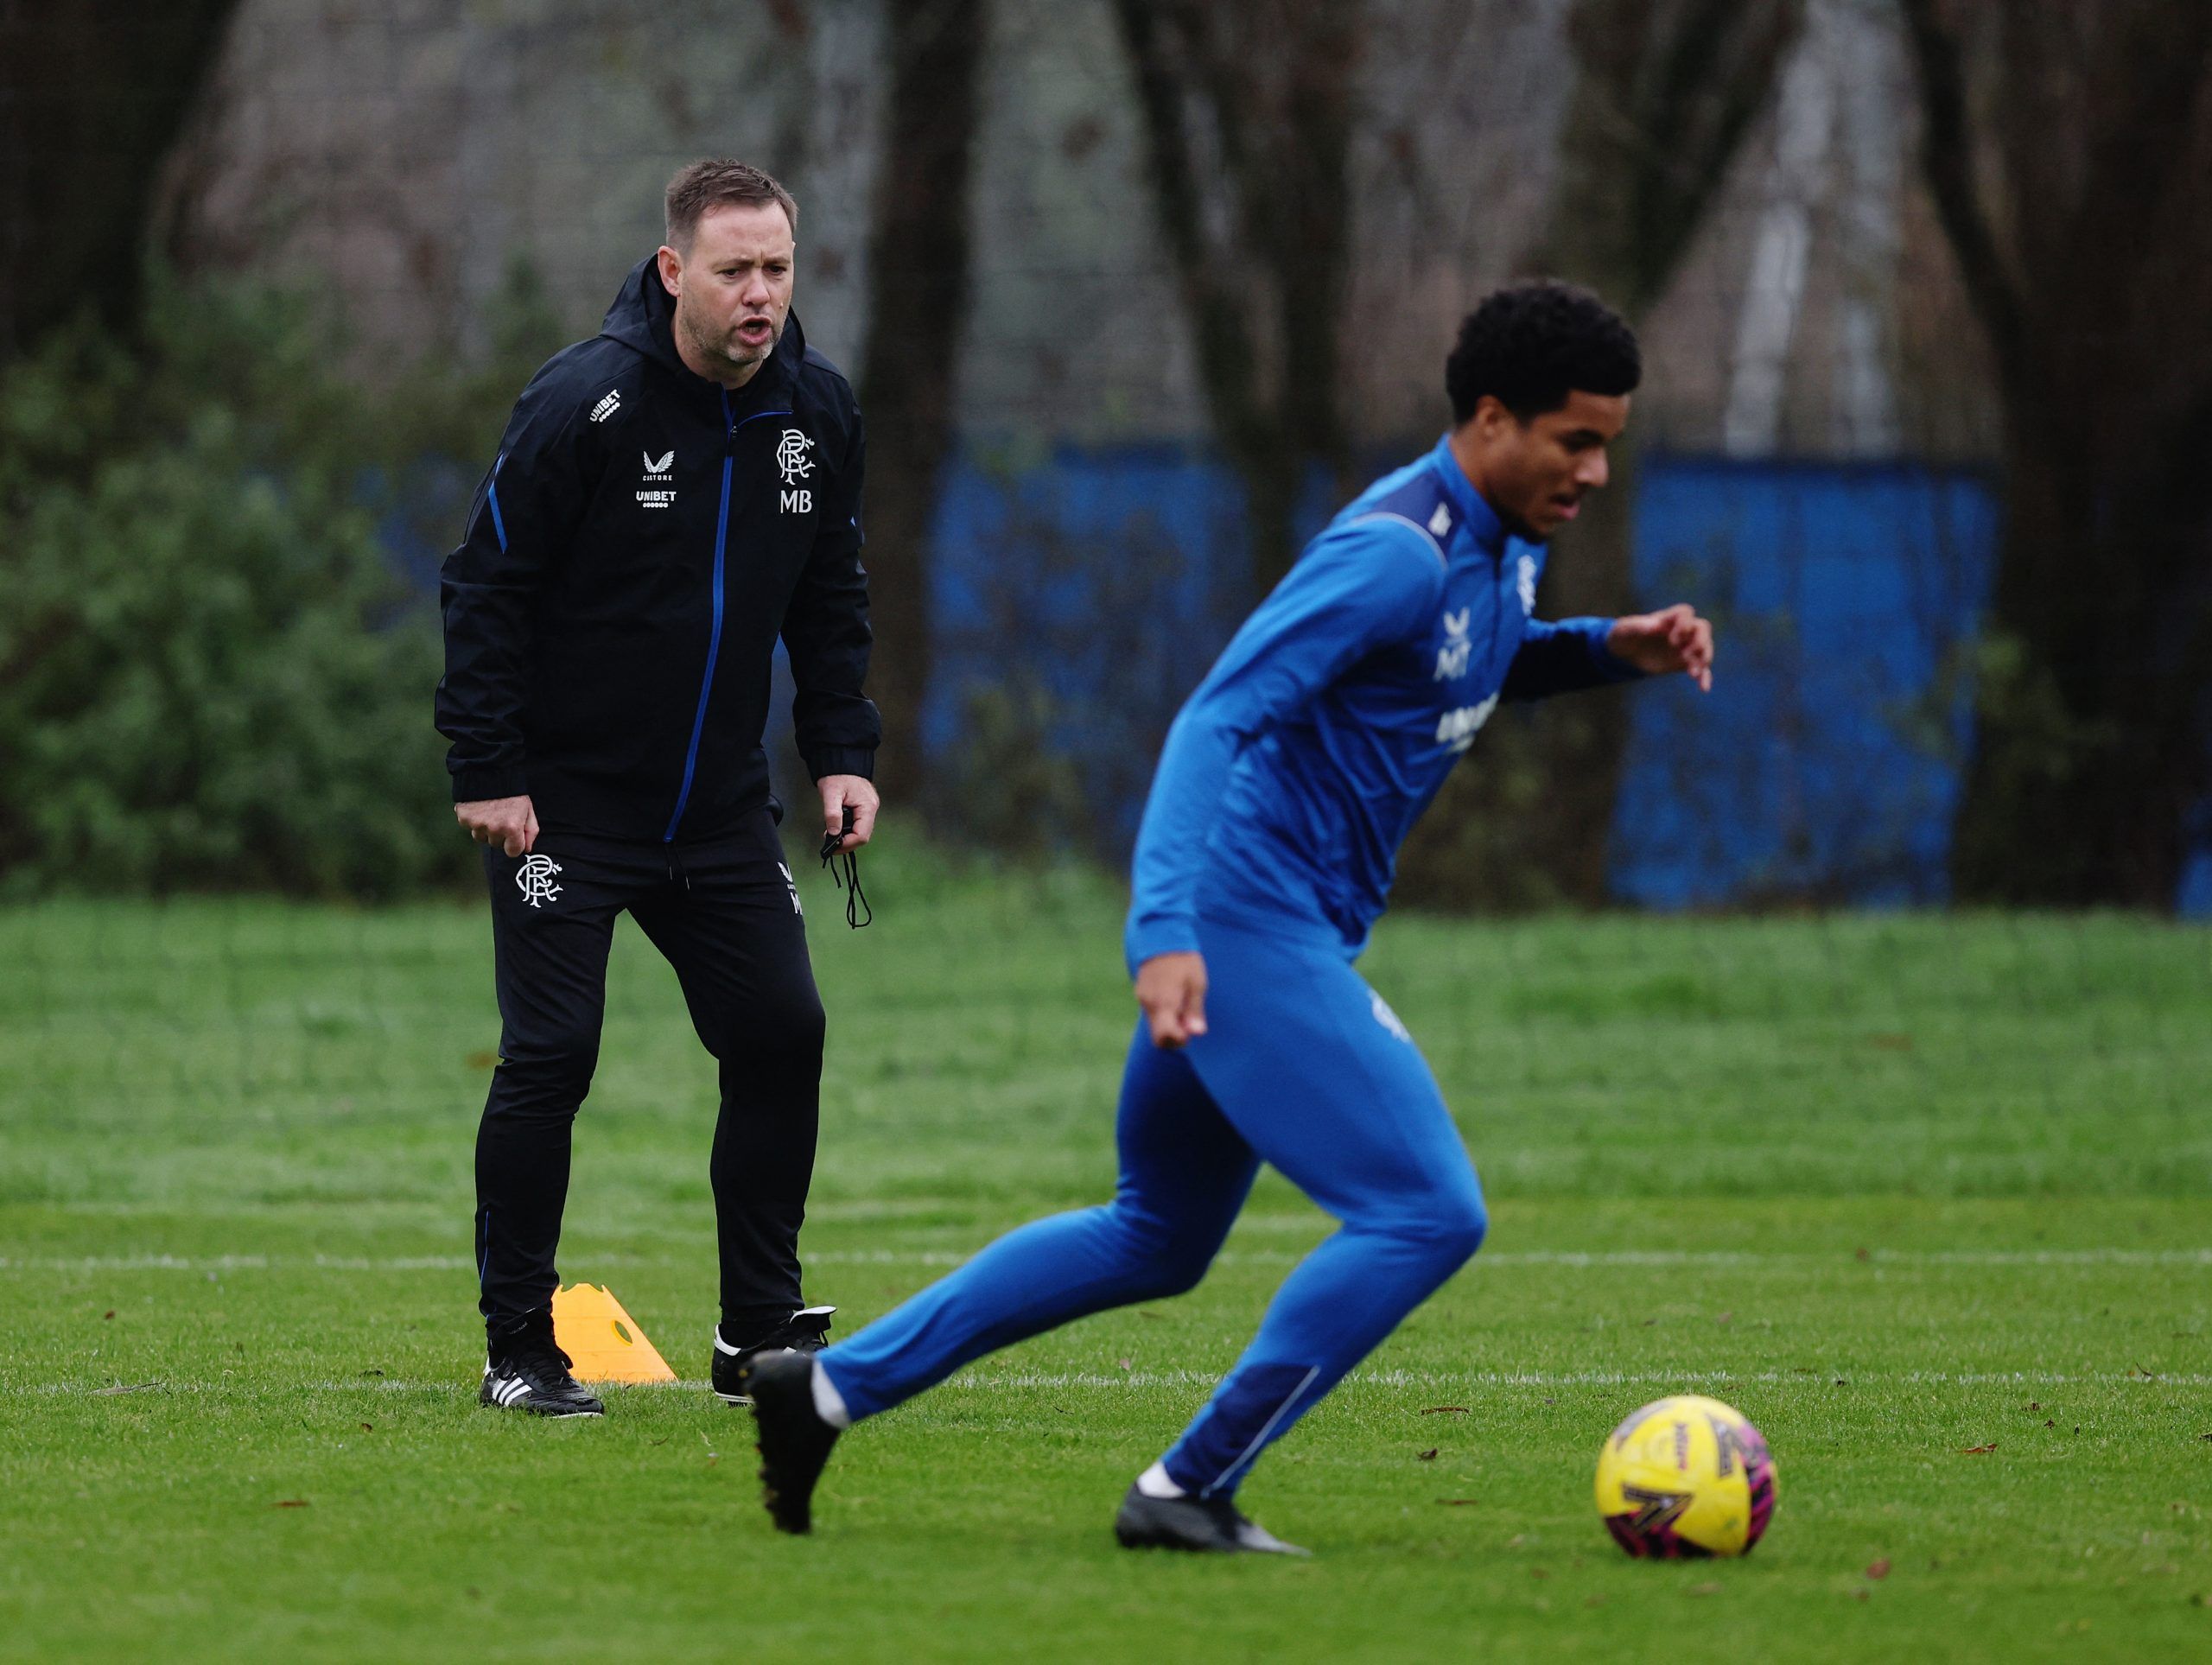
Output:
[3, 842, 2209, 1660]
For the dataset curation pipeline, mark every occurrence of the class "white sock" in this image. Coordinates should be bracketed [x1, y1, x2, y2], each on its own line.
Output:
[810, 1358, 851, 1429]
[1135, 1459, 1186, 1499]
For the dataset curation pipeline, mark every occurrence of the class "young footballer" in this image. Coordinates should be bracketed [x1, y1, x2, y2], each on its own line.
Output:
[746, 282, 1713, 1553]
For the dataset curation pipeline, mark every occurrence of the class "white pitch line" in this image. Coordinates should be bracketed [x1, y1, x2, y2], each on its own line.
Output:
[25, 1366, 2211, 1398]
[941, 1367, 2212, 1391]
[5, 1247, 2210, 1273]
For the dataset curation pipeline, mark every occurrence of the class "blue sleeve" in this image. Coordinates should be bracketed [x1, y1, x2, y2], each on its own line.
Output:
[1500, 615, 1645, 702]
[1123, 519, 1444, 971]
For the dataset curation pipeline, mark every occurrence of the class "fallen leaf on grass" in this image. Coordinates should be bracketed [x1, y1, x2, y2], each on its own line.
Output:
[1117, 1358, 1132, 1371]
[465, 1051, 498, 1071]
[359, 1422, 374, 1433]
[1421, 1406, 1471, 1415]
[102, 1311, 115, 1320]
[1854, 1246, 1870, 1261]
[1436, 1498, 1480, 1507]
[274, 1499, 309, 1509]
[91, 1382, 162, 1396]
[1958, 1443, 1998, 1455]
[1417, 1448, 1439, 1461]
[1866, 1559, 1891, 1580]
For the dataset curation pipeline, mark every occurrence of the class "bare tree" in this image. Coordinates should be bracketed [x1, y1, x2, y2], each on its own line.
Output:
[1400, 0, 1804, 909]
[1112, 0, 1362, 593]
[857, 0, 990, 802]
[0, 0, 239, 357]
[1900, 0, 2212, 907]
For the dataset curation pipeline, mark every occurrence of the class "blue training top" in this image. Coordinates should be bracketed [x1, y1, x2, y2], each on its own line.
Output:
[1125, 435, 1645, 969]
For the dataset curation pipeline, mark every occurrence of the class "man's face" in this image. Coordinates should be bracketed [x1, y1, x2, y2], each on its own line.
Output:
[658, 201, 795, 384]
[1470, 389, 1630, 540]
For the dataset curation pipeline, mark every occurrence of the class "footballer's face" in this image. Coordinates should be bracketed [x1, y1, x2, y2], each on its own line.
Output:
[1462, 389, 1630, 541]
[658, 201, 795, 388]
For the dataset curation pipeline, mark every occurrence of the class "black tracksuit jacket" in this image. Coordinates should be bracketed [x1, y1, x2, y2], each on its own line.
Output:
[437, 257, 879, 842]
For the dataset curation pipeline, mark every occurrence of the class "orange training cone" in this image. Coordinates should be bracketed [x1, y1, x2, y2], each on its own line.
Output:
[550, 1283, 678, 1384]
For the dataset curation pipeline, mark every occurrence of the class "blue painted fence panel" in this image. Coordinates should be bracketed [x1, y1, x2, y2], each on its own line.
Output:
[923, 445, 2209, 912]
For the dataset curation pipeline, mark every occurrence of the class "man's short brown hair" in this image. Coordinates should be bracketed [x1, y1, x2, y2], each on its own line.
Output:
[664, 159, 798, 251]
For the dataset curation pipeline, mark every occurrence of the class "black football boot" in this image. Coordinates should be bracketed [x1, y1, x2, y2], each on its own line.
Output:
[479, 1314, 605, 1418]
[1113, 1484, 1309, 1555]
[745, 1347, 842, 1535]
[710, 1305, 836, 1405]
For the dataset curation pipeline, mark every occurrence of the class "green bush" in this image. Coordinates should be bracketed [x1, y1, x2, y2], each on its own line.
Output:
[0, 274, 502, 899]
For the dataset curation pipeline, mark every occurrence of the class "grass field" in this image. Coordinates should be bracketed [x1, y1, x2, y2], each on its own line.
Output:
[3, 842, 2209, 1661]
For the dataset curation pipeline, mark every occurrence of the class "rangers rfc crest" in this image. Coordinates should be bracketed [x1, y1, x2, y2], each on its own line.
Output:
[776, 428, 817, 513]
[516, 854, 563, 908]
[775, 429, 816, 483]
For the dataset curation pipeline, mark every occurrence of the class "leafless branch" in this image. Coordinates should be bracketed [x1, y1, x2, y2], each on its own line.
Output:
[1897, 0, 2026, 368]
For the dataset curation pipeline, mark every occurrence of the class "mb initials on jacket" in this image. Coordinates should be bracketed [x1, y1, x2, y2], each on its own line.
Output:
[779, 428, 815, 512]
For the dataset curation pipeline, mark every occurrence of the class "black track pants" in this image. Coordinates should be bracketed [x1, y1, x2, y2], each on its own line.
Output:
[472, 810, 823, 1343]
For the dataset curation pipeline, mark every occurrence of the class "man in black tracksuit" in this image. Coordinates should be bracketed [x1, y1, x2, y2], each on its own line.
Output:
[437, 161, 879, 1416]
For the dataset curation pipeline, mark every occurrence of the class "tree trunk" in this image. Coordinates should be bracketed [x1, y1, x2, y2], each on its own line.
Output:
[1113, 0, 1359, 594]
[1949, 397, 2212, 906]
[1398, 0, 1802, 911]
[1901, 0, 2212, 909]
[855, 0, 988, 806]
[0, 0, 239, 358]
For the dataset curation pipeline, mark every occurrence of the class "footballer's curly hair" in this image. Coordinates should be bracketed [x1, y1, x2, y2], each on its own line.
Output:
[1446, 281, 1641, 423]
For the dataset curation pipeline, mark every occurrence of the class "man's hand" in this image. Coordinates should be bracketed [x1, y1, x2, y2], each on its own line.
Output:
[455, 795, 539, 858]
[1135, 951, 1209, 1050]
[818, 774, 880, 852]
[1608, 603, 1715, 691]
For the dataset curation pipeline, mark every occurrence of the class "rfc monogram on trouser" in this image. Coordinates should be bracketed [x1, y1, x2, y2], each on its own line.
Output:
[473, 809, 825, 1343]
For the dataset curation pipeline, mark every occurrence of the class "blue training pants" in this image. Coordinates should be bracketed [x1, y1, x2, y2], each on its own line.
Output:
[817, 914, 1488, 1497]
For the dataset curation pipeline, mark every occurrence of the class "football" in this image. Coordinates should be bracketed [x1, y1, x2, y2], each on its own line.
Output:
[1594, 1395, 1778, 1558]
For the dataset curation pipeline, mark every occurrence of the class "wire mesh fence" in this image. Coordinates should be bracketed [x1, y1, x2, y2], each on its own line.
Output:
[5, 0, 2211, 1203]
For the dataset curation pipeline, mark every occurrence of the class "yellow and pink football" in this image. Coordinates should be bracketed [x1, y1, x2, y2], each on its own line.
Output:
[1594, 1395, 1778, 1558]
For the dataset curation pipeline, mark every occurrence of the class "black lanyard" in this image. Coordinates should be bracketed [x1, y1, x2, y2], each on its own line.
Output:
[819, 808, 871, 928]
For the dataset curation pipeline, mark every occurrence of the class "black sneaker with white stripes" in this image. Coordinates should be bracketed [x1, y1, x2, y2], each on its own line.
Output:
[745, 1347, 842, 1535]
[711, 1305, 836, 1405]
[1113, 1484, 1309, 1555]
[479, 1319, 605, 1418]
